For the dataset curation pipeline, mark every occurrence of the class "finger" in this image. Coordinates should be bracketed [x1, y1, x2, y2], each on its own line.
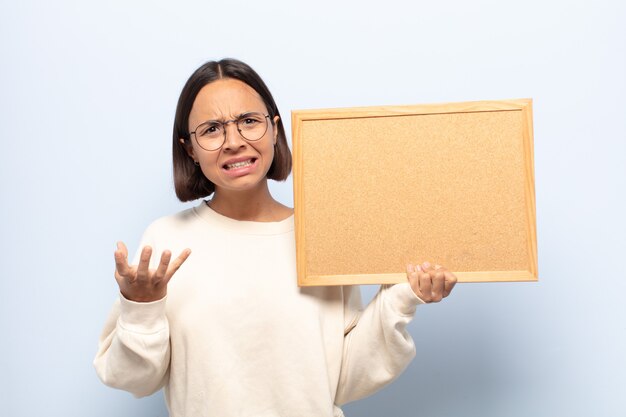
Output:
[154, 250, 172, 281]
[419, 272, 432, 302]
[406, 263, 415, 280]
[435, 264, 453, 275]
[117, 241, 128, 258]
[420, 262, 439, 302]
[136, 246, 153, 281]
[114, 242, 131, 277]
[443, 270, 458, 297]
[164, 248, 192, 284]
[406, 263, 421, 298]
[431, 270, 445, 302]
[406, 263, 421, 278]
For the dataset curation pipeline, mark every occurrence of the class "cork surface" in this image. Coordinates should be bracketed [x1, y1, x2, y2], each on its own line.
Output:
[293, 100, 537, 284]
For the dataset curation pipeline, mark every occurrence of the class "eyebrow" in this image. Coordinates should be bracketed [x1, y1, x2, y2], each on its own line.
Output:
[201, 111, 262, 123]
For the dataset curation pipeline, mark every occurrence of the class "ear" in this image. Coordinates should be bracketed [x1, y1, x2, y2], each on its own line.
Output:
[179, 138, 197, 161]
[272, 115, 280, 145]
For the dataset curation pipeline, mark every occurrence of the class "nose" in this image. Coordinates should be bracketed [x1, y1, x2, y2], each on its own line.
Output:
[222, 121, 246, 151]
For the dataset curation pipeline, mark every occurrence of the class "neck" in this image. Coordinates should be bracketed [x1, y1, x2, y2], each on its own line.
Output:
[208, 179, 288, 222]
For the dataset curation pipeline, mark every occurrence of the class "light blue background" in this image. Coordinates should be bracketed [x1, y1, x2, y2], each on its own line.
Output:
[1, 1, 625, 416]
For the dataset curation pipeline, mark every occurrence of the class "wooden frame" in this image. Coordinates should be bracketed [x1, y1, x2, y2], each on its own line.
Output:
[292, 99, 537, 286]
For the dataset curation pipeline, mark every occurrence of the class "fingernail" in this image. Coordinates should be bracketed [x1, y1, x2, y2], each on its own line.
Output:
[435, 264, 442, 270]
[423, 261, 431, 269]
[416, 264, 423, 272]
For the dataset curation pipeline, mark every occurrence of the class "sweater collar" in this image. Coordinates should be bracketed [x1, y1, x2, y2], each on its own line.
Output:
[193, 200, 294, 235]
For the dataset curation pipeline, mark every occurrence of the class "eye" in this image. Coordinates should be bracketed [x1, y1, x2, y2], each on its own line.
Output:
[198, 122, 221, 136]
[241, 117, 260, 125]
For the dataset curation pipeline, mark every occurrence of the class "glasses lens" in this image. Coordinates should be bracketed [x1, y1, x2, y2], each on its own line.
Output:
[195, 122, 224, 151]
[237, 113, 268, 141]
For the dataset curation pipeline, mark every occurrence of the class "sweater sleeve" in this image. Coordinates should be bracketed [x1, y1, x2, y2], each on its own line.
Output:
[93, 296, 171, 397]
[93, 226, 171, 397]
[335, 283, 424, 405]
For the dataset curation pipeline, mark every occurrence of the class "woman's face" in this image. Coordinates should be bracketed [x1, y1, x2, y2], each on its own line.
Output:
[184, 78, 279, 195]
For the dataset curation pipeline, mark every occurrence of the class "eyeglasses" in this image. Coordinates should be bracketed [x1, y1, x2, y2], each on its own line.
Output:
[190, 112, 271, 151]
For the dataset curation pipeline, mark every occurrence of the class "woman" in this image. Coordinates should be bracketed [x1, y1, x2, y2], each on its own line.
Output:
[94, 58, 457, 417]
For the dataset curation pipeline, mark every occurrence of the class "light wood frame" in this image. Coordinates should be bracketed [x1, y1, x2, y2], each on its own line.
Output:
[292, 99, 537, 286]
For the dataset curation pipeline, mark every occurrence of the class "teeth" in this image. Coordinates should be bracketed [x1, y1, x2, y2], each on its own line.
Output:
[226, 159, 253, 169]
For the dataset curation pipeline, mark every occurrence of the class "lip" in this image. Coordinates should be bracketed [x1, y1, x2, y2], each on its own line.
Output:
[221, 157, 259, 177]
[221, 156, 257, 167]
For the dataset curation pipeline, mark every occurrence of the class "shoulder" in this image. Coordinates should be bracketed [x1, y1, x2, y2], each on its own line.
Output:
[143, 205, 202, 236]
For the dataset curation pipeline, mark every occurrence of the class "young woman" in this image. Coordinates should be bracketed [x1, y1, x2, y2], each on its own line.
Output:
[94, 58, 457, 417]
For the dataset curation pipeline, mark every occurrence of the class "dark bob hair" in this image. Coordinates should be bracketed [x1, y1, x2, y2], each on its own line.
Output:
[172, 58, 292, 202]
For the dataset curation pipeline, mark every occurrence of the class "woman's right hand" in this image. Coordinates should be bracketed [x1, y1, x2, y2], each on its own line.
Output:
[114, 241, 191, 303]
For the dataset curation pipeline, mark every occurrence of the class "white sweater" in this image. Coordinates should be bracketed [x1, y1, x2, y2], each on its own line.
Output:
[94, 201, 423, 417]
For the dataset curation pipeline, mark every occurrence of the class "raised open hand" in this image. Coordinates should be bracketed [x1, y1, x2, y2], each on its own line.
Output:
[406, 262, 457, 303]
[114, 241, 191, 303]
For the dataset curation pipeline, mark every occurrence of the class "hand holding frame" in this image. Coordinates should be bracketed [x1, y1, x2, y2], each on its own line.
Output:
[406, 262, 457, 303]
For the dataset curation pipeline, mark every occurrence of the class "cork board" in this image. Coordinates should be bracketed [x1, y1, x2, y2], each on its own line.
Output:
[291, 99, 537, 286]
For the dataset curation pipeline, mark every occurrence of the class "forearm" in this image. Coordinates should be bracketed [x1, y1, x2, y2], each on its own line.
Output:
[93, 295, 171, 397]
[336, 283, 423, 405]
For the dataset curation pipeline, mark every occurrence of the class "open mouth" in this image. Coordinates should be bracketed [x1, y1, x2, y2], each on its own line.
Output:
[223, 158, 257, 170]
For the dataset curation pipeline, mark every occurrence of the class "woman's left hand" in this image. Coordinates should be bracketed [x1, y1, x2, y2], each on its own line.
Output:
[406, 262, 457, 303]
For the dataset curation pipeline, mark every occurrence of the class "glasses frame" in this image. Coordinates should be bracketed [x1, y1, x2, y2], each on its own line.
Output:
[190, 112, 271, 151]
